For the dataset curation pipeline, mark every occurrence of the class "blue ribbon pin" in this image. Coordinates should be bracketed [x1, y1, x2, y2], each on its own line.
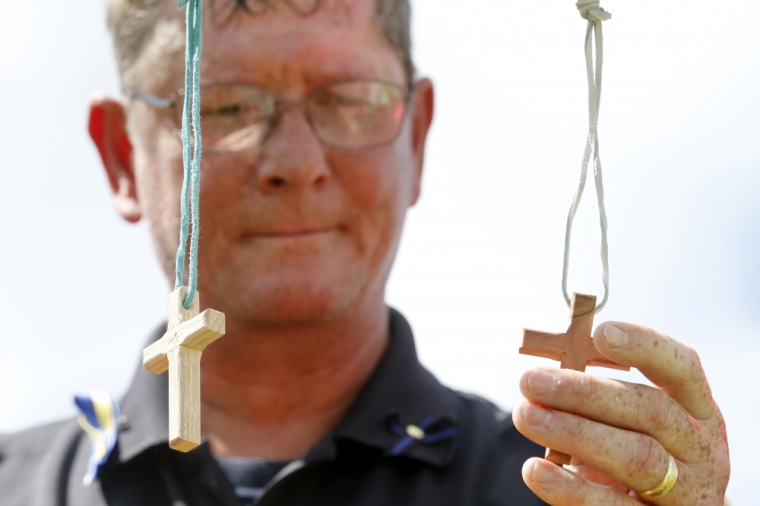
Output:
[386, 414, 457, 456]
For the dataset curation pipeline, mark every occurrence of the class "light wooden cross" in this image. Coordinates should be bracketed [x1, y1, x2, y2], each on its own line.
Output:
[520, 292, 629, 465]
[143, 287, 225, 452]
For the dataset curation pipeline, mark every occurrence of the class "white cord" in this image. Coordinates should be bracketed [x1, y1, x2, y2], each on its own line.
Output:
[561, 0, 611, 313]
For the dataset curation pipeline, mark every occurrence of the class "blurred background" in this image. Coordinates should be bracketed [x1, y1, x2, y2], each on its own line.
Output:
[1, 0, 758, 502]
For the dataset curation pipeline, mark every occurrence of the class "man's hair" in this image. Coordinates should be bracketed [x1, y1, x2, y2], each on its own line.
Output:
[106, 0, 415, 91]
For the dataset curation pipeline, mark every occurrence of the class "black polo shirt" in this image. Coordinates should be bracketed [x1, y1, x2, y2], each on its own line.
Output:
[0, 308, 546, 505]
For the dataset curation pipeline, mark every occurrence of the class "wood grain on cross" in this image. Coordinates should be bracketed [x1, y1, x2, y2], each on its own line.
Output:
[143, 287, 225, 452]
[520, 292, 629, 465]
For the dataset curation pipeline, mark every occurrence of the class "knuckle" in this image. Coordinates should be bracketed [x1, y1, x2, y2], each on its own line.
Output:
[564, 413, 591, 442]
[669, 340, 705, 377]
[642, 390, 675, 433]
[571, 373, 597, 404]
[714, 408, 729, 441]
[682, 344, 704, 371]
[630, 433, 662, 478]
[576, 480, 630, 506]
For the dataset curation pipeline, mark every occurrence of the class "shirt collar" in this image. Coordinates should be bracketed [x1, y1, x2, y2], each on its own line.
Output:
[117, 308, 459, 468]
[319, 308, 458, 467]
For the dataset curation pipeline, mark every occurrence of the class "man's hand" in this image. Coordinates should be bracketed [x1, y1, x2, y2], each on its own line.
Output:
[512, 322, 730, 505]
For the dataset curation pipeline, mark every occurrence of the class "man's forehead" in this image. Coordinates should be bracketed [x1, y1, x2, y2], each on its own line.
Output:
[205, 0, 381, 46]
[147, 0, 401, 91]
[161, 0, 376, 28]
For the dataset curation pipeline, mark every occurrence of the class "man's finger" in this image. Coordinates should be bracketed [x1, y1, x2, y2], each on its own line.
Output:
[568, 460, 630, 493]
[521, 458, 640, 506]
[518, 367, 707, 461]
[513, 401, 677, 494]
[593, 322, 716, 420]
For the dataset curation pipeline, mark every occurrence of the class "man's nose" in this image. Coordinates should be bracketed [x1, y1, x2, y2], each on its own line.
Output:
[255, 110, 330, 193]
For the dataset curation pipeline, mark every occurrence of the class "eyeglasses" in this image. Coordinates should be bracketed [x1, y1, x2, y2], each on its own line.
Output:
[129, 80, 413, 153]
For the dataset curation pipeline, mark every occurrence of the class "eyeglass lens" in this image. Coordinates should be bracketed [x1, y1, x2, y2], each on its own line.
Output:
[182, 81, 408, 153]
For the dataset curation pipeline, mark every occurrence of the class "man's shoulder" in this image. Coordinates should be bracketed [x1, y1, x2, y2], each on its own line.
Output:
[0, 418, 83, 501]
[0, 417, 81, 463]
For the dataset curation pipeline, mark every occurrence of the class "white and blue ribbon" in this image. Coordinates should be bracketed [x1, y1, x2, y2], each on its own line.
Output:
[74, 390, 121, 485]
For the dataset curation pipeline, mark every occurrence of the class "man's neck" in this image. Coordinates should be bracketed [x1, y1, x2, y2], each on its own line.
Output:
[199, 298, 389, 460]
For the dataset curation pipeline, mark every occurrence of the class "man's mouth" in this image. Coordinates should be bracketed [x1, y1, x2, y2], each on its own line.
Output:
[243, 227, 336, 240]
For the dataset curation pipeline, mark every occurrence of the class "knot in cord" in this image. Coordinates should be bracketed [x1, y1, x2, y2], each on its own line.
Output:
[576, 0, 611, 22]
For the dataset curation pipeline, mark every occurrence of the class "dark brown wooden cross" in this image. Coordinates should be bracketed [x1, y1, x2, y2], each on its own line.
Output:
[519, 292, 629, 465]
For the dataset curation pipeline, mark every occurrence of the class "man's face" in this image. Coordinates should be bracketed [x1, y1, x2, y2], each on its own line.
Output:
[114, 0, 432, 325]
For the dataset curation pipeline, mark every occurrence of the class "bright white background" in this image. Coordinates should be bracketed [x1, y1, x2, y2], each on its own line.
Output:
[1, 0, 758, 502]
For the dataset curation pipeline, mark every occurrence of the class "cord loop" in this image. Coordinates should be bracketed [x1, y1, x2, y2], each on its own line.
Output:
[561, 2, 612, 313]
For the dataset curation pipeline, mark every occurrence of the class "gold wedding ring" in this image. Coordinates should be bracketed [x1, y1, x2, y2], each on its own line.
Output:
[636, 454, 679, 501]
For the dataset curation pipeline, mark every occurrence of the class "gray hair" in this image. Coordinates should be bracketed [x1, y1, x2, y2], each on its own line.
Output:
[106, 0, 415, 91]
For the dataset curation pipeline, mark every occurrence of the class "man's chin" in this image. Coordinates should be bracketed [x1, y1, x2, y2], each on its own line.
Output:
[250, 297, 356, 326]
[213, 275, 367, 327]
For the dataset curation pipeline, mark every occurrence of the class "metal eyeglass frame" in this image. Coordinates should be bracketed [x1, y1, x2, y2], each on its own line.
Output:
[127, 79, 416, 153]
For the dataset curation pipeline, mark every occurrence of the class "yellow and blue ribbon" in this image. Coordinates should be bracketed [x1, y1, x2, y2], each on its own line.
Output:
[74, 390, 121, 485]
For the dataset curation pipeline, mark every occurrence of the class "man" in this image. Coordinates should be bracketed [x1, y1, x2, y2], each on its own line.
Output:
[0, 0, 730, 504]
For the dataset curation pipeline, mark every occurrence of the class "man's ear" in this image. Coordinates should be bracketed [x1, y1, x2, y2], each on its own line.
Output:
[88, 96, 141, 223]
[409, 78, 434, 207]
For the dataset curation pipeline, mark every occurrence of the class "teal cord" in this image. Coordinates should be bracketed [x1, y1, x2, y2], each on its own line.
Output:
[174, 0, 203, 309]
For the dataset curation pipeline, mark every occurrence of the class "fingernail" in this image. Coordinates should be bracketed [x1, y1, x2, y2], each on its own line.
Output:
[523, 403, 551, 426]
[530, 460, 555, 483]
[528, 369, 557, 396]
[604, 323, 629, 349]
